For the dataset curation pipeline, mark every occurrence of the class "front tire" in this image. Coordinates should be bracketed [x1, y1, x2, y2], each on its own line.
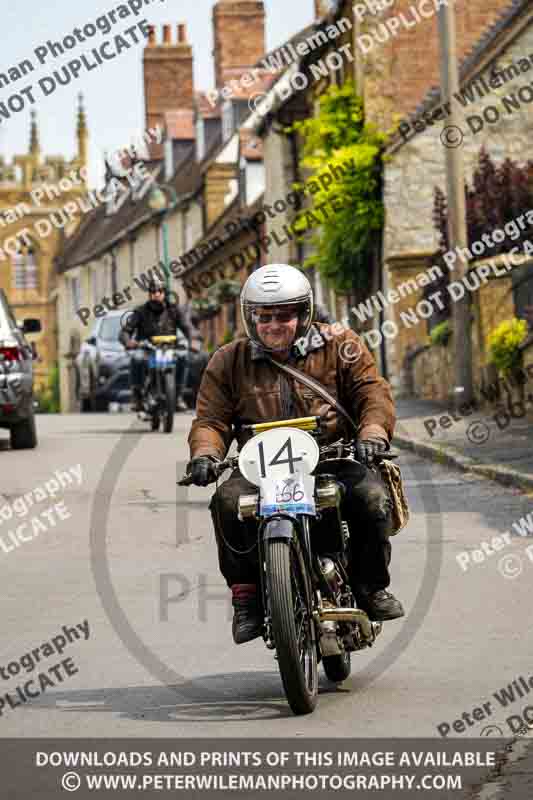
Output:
[163, 372, 176, 433]
[266, 538, 318, 715]
[10, 412, 38, 450]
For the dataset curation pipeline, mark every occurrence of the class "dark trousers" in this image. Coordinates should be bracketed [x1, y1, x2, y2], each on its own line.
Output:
[175, 351, 189, 396]
[130, 350, 147, 396]
[209, 466, 393, 597]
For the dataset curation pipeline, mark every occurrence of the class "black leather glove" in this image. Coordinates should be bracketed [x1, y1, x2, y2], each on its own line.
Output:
[187, 456, 219, 487]
[355, 437, 388, 466]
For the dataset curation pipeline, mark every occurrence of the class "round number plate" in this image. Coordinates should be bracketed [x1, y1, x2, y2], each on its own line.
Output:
[238, 427, 319, 487]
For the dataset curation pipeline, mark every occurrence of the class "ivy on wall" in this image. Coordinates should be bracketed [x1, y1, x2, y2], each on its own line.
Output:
[289, 82, 386, 295]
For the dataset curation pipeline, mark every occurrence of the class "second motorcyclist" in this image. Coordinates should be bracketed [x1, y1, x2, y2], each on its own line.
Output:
[119, 277, 191, 412]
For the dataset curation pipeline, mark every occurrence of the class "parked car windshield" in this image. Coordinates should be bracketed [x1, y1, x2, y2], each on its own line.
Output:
[99, 316, 122, 342]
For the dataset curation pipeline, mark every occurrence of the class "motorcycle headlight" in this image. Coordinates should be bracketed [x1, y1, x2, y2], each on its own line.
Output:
[315, 477, 342, 510]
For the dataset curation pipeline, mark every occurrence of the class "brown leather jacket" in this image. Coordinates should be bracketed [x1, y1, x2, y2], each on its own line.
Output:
[188, 323, 395, 460]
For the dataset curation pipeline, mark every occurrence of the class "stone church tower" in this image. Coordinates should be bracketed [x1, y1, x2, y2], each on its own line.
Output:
[0, 96, 88, 395]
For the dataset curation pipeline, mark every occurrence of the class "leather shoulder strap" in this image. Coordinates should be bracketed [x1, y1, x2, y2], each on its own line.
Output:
[266, 356, 359, 437]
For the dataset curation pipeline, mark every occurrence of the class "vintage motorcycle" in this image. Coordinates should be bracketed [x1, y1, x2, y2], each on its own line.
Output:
[179, 415, 390, 715]
[138, 335, 178, 433]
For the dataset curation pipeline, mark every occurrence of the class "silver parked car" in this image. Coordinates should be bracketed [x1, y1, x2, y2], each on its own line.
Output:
[75, 310, 132, 412]
[0, 289, 41, 449]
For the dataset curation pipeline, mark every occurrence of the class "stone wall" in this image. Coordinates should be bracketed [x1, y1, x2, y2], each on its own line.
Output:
[411, 344, 454, 403]
[408, 261, 530, 407]
[382, 15, 533, 392]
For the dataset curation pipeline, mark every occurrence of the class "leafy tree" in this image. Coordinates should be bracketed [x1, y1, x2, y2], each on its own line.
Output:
[430, 149, 533, 326]
[290, 82, 386, 295]
[433, 148, 533, 261]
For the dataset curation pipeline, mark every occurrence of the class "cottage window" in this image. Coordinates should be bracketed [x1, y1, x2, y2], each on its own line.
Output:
[11, 243, 38, 290]
[71, 276, 81, 315]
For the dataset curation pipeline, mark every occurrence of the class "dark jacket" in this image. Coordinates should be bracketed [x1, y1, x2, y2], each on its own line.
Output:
[119, 300, 191, 346]
[188, 323, 395, 460]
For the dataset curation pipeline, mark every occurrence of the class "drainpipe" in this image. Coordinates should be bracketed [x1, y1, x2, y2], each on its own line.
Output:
[288, 127, 304, 269]
[376, 157, 388, 381]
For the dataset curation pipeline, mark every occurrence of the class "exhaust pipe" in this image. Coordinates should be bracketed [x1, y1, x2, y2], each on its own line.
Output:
[319, 608, 381, 641]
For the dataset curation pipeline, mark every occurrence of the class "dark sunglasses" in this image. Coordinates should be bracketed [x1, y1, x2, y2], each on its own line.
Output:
[150, 289, 165, 295]
[253, 309, 299, 324]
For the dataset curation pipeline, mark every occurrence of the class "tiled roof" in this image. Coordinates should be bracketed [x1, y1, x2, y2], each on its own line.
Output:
[59, 147, 202, 271]
[59, 20, 317, 273]
[180, 192, 265, 280]
[58, 182, 155, 272]
[395, 0, 531, 142]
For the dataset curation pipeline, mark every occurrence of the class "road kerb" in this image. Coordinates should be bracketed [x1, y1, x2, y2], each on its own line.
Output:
[393, 433, 533, 492]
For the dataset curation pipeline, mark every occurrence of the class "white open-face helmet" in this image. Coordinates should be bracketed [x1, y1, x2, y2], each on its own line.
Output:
[241, 264, 314, 351]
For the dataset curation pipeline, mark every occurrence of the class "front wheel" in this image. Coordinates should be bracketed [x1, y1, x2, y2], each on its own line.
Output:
[163, 372, 176, 433]
[265, 538, 318, 715]
[10, 412, 38, 450]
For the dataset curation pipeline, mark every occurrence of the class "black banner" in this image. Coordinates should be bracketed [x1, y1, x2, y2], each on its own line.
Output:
[0, 737, 527, 798]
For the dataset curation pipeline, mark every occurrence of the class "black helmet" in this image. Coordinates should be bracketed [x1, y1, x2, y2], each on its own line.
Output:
[148, 276, 165, 294]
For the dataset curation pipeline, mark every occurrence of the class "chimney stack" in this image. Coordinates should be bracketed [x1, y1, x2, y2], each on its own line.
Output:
[314, 0, 332, 18]
[213, 1, 265, 89]
[143, 23, 194, 159]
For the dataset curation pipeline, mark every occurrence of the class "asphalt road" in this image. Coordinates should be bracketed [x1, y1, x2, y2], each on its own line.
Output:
[1, 411, 533, 740]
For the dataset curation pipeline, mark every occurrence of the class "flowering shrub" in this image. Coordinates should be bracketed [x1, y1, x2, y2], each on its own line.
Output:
[487, 318, 528, 375]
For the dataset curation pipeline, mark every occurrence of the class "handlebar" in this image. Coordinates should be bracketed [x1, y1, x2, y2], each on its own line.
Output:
[134, 340, 155, 351]
[177, 441, 398, 487]
[177, 456, 238, 487]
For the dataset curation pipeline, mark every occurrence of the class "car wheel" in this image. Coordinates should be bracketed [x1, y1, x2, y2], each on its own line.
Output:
[94, 394, 108, 412]
[10, 412, 38, 450]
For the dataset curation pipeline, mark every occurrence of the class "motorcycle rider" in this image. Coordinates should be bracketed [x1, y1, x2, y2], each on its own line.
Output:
[186, 264, 404, 644]
[119, 276, 191, 412]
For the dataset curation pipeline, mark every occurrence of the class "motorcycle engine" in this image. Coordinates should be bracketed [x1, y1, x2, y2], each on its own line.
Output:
[318, 557, 343, 602]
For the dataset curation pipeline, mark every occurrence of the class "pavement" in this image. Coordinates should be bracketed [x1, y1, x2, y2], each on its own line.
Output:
[393, 396, 533, 492]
